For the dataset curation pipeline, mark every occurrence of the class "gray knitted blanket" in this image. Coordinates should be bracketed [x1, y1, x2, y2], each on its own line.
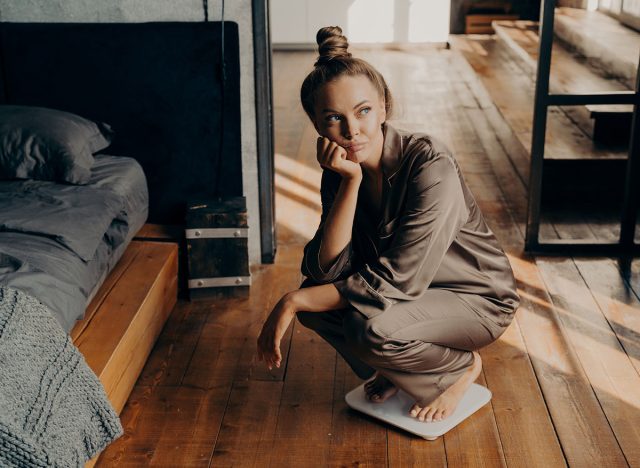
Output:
[0, 286, 123, 467]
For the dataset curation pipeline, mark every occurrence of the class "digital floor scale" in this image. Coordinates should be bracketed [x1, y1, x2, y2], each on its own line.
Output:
[345, 382, 492, 440]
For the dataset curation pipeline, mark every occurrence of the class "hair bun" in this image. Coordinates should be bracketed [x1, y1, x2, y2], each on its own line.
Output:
[315, 26, 351, 66]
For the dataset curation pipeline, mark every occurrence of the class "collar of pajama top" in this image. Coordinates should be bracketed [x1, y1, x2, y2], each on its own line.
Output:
[364, 121, 404, 237]
[379, 120, 405, 184]
[301, 122, 521, 321]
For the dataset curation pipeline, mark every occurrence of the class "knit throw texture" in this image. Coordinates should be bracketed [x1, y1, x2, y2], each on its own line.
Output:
[0, 286, 123, 467]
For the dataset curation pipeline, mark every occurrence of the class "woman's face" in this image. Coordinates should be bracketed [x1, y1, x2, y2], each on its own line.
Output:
[312, 74, 386, 164]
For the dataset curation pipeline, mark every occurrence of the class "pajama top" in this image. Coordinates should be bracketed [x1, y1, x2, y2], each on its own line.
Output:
[301, 122, 521, 323]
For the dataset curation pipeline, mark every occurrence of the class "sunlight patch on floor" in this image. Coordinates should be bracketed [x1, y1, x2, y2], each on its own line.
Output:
[510, 252, 640, 411]
[274, 152, 322, 241]
[275, 152, 322, 187]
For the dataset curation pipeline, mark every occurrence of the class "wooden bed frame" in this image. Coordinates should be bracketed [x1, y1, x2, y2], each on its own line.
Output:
[70, 238, 179, 467]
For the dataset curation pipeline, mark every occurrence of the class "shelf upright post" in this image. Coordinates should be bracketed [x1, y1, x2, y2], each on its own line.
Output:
[525, 0, 556, 253]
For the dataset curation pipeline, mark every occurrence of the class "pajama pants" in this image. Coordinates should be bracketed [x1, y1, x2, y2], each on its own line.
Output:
[296, 285, 514, 406]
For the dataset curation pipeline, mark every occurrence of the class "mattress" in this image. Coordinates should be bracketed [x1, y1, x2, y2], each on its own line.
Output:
[0, 154, 148, 332]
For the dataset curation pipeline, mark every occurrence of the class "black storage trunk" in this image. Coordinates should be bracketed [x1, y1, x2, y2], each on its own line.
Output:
[185, 197, 250, 299]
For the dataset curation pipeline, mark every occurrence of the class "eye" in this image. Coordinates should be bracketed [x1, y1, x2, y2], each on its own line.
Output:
[325, 114, 341, 122]
[359, 107, 371, 116]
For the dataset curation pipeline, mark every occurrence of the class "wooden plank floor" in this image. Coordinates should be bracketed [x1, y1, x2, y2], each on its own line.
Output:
[96, 47, 640, 467]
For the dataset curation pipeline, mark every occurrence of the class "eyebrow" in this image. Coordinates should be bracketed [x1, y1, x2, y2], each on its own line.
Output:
[322, 100, 370, 113]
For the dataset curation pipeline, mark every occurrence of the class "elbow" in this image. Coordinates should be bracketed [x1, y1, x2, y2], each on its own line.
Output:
[302, 239, 353, 284]
[301, 248, 342, 284]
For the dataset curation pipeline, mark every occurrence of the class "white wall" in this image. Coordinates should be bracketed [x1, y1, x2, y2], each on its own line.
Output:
[0, 0, 262, 265]
[271, 0, 451, 44]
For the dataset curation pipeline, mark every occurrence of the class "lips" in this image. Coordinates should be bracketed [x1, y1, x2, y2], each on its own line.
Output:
[346, 142, 366, 152]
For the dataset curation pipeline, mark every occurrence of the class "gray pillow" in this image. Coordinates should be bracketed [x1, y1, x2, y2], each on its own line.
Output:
[0, 105, 113, 184]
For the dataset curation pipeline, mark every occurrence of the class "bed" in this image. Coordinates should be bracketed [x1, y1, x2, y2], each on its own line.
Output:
[0, 154, 148, 332]
[0, 105, 150, 466]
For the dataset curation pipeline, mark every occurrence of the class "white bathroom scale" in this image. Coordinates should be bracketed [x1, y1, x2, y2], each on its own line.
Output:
[345, 382, 492, 440]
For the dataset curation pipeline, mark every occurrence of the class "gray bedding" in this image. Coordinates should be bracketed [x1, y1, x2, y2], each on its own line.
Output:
[0, 154, 148, 332]
[0, 286, 124, 466]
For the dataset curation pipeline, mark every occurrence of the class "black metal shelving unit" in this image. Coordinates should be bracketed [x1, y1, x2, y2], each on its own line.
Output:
[525, 0, 640, 256]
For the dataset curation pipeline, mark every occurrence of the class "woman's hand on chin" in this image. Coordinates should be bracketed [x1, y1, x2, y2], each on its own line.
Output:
[257, 292, 298, 370]
[317, 136, 362, 181]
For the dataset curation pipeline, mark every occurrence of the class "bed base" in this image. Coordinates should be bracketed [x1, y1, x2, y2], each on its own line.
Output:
[70, 240, 178, 467]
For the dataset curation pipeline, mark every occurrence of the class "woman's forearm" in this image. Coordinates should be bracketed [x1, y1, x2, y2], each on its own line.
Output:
[258, 283, 351, 370]
[318, 176, 361, 271]
[290, 283, 350, 313]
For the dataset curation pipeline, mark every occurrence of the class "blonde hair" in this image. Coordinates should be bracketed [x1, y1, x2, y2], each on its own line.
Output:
[300, 26, 393, 121]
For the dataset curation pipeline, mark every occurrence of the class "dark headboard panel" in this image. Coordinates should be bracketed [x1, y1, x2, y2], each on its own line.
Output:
[0, 21, 242, 224]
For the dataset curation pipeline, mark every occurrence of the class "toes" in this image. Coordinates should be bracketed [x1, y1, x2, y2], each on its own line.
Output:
[410, 401, 452, 422]
[369, 387, 390, 402]
[366, 387, 381, 401]
[418, 406, 439, 422]
[426, 406, 439, 422]
[418, 406, 430, 421]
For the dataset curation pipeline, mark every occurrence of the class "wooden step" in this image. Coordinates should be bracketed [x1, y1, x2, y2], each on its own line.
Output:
[555, 6, 639, 90]
[134, 223, 189, 297]
[70, 240, 179, 467]
[466, 13, 519, 34]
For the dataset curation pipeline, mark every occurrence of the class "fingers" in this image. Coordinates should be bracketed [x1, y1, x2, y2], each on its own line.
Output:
[275, 345, 282, 367]
[256, 332, 282, 370]
[316, 136, 330, 166]
[316, 137, 347, 170]
[328, 143, 347, 166]
[269, 340, 282, 369]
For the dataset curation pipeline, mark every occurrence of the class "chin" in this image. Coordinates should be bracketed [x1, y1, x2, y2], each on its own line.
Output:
[349, 150, 369, 164]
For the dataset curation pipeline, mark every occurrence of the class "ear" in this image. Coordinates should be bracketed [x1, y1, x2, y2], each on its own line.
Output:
[379, 98, 387, 124]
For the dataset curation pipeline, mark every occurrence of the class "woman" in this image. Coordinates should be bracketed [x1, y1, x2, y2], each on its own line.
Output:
[257, 26, 520, 424]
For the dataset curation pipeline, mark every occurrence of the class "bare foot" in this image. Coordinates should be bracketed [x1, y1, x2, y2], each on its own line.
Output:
[364, 372, 398, 403]
[409, 351, 483, 422]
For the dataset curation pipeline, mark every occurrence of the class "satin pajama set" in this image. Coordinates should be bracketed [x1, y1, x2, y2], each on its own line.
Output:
[297, 122, 520, 406]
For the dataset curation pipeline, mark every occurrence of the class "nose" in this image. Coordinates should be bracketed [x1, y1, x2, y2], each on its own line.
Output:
[342, 118, 359, 140]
